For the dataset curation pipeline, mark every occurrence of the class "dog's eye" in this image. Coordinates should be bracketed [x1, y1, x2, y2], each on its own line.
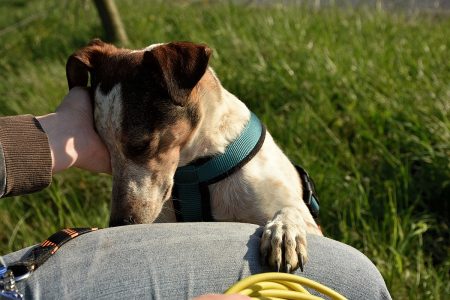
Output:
[126, 140, 149, 157]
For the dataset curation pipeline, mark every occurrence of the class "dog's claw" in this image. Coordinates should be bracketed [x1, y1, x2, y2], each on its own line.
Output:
[299, 254, 304, 272]
[276, 261, 281, 272]
[286, 263, 292, 273]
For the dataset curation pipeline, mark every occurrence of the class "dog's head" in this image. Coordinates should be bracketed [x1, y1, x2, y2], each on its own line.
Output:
[66, 39, 211, 226]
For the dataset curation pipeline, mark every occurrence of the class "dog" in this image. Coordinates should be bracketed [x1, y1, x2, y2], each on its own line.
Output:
[66, 39, 323, 272]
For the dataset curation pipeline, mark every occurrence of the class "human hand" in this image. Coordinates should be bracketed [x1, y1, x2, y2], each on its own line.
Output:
[36, 87, 111, 174]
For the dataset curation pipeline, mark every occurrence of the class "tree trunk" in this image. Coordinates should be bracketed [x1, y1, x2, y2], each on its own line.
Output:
[93, 0, 129, 45]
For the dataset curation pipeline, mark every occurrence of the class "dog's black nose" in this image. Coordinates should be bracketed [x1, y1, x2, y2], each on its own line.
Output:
[109, 216, 136, 227]
[109, 219, 125, 227]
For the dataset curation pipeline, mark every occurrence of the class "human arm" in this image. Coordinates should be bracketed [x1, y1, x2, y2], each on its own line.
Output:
[36, 87, 111, 174]
[0, 114, 52, 197]
[0, 87, 110, 198]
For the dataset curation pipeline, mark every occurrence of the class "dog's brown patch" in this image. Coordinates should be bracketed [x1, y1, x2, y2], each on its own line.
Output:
[67, 40, 211, 161]
[66, 40, 212, 225]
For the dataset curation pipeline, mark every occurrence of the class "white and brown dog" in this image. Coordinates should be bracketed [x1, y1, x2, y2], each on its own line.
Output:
[66, 39, 323, 272]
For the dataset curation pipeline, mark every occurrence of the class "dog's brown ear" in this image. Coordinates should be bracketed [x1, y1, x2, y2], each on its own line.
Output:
[66, 54, 91, 89]
[66, 39, 112, 90]
[143, 42, 212, 106]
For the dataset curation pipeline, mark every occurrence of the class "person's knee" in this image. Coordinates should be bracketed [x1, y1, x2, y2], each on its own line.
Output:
[305, 235, 391, 299]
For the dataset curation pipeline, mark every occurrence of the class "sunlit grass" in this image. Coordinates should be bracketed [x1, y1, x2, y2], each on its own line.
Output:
[0, 1, 449, 298]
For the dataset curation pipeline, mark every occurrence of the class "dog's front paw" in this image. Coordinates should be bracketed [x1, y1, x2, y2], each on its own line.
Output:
[260, 207, 308, 272]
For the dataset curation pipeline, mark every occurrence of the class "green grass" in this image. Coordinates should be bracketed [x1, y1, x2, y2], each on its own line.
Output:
[0, 1, 449, 298]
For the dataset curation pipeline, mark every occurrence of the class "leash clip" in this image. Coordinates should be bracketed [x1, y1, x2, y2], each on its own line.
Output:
[0, 258, 24, 300]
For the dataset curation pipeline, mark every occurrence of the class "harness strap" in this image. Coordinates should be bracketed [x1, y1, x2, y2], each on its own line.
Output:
[174, 112, 266, 221]
[6, 228, 97, 282]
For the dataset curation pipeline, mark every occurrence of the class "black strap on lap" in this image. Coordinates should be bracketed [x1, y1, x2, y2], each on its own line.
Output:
[5, 228, 98, 281]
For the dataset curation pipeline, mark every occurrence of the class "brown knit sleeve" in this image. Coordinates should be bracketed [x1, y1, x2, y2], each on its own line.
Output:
[0, 115, 52, 197]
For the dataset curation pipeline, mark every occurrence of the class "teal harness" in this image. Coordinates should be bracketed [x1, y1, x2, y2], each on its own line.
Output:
[173, 112, 320, 222]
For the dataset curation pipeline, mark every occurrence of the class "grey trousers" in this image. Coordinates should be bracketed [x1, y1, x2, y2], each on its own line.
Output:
[3, 223, 391, 300]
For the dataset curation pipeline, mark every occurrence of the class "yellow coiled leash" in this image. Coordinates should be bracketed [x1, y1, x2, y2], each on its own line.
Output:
[224, 272, 347, 300]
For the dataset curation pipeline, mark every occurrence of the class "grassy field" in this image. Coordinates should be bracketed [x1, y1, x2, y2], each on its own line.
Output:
[0, 0, 449, 298]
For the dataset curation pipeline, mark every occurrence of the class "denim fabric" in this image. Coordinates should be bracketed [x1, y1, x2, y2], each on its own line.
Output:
[3, 223, 391, 300]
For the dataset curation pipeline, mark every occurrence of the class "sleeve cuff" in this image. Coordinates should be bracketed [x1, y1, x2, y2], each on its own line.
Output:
[0, 114, 52, 197]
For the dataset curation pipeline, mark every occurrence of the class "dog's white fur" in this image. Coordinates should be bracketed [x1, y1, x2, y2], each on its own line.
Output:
[95, 84, 174, 223]
[92, 43, 322, 271]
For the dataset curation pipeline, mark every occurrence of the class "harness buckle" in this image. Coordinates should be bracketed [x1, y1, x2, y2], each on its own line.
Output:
[295, 165, 320, 219]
